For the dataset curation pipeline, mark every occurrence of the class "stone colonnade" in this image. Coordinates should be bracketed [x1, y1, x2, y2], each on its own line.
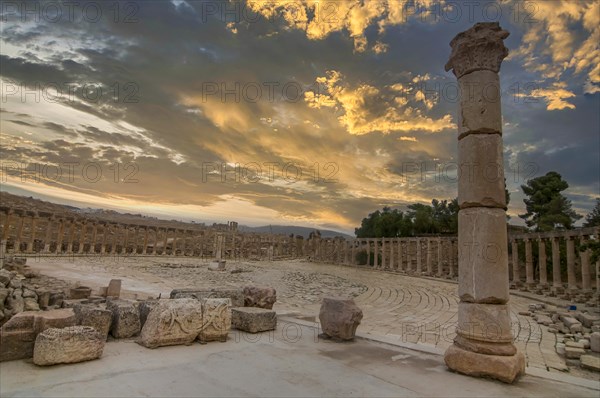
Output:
[0, 207, 301, 262]
[308, 236, 458, 279]
[509, 227, 599, 304]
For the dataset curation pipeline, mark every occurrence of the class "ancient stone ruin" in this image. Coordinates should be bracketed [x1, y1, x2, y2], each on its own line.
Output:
[442, 22, 524, 383]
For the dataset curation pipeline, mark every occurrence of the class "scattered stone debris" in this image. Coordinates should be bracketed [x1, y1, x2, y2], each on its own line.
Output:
[523, 302, 600, 373]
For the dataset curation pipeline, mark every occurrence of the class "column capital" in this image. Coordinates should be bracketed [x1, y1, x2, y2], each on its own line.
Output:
[445, 22, 509, 79]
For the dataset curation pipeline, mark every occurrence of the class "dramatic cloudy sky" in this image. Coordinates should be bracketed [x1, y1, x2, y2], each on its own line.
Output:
[1, 0, 598, 233]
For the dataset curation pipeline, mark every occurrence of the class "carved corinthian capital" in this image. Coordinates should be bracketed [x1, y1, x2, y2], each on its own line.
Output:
[445, 22, 510, 78]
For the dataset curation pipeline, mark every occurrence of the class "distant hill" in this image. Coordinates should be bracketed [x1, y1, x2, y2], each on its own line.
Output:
[238, 225, 353, 239]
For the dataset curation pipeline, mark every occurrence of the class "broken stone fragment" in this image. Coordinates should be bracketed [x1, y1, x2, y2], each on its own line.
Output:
[198, 298, 231, 343]
[74, 304, 112, 341]
[319, 297, 363, 341]
[243, 286, 277, 309]
[139, 299, 203, 349]
[106, 299, 141, 339]
[170, 288, 244, 307]
[232, 307, 276, 333]
[33, 326, 104, 366]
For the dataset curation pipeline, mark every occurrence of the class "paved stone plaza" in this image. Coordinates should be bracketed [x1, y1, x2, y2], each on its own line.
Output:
[20, 256, 597, 381]
[1, 319, 597, 397]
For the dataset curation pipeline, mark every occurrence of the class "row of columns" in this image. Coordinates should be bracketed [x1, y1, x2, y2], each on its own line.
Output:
[307, 237, 458, 278]
[510, 229, 599, 301]
[0, 208, 304, 261]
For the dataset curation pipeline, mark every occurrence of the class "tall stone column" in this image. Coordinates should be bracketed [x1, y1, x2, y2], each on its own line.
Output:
[381, 239, 386, 269]
[27, 214, 38, 253]
[580, 236, 591, 291]
[43, 217, 53, 253]
[14, 213, 24, 253]
[366, 239, 371, 266]
[143, 227, 149, 254]
[151, 228, 158, 255]
[162, 228, 169, 255]
[110, 225, 119, 254]
[551, 237, 563, 293]
[437, 238, 444, 277]
[443, 23, 524, 383]
[66, 219, 76, 254]
[216, 234, 223, 260]
[415, 239, 422, 274]
[100, 223, 108, 254]
[123, 225, 130, 255]
[449, 240, 456, 278]
[389, 238, 395, 269]
[372, 239, 378, 267]
[90, 223, 98, 254]
[566, 237, 577, 291]
[511, 240, 520, 284]
[525, 238, 534, 288]
[78, 221, 87, 254]
[538, 238, 548, 288]
[398, 239, 403, 271]
[426, 239, 433, 275]
[0, 209, 12, 266]
[56, 219, 65, 254]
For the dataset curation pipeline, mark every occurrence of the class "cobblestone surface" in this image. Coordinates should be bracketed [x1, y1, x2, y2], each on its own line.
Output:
[24, 256, 590, 379]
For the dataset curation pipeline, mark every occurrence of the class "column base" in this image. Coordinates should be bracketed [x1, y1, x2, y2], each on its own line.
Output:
[444, 344, 525, 384]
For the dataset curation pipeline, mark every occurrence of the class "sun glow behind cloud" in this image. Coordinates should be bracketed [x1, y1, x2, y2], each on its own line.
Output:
[0, 0, 598, 233]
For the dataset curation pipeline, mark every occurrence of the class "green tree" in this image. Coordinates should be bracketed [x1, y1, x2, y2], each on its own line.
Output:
[583, 198, 600, 227]
[519, 171, 581, 231]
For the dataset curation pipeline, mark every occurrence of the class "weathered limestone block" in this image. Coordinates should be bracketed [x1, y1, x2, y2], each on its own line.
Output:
[319, 297, 363, 341]
[138, 299, 160, 328]
[208, 261, 226, 271]
[139, 299, 203, 348]
[445, 344, 525, 384]
[33, 326, 104, 366]
[535, 315, 553, 326]
[69, 286, 92, 300]
[107, 299, 141, 338]
[0, 309, 76, 362]
[106, 279, 121, 298]
[457, 70, 503, 137]
[243, 286, 277, 309]
[0, 314, 36, 362]
[49, 292, 65, 308]
[458, 207, 509, 304]
[232, 307, 277, 333]
[560, 316, 582, 330]
[590, 332, 600, 353]
[74, 304, 112, 340]
[198, 298, 231, 343]
[577, 313, 600, 328]
[458, 134, 505, 209]
[0, 269, 13, 286]
[23, 297, 40, 311]
[170, 288, 244, 307]
[7, 292, 24, 315]
[564, 346, 585, 359]
[580, 355, 600, 372]
[456, 303, 514, 343]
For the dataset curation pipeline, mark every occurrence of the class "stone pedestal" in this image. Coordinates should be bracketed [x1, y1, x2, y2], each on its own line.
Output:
[443, 22, 524, 384]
